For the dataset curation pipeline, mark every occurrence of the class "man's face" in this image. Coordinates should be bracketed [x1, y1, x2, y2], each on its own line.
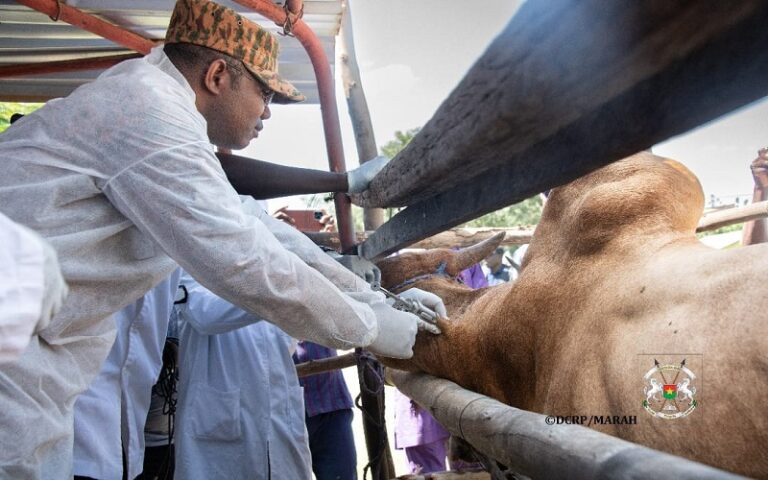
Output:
[208, 67, 273, 150]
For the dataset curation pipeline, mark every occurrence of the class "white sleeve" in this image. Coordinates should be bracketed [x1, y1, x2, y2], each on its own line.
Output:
[0, 212, 45, 362]
[102, 138, 381, 350]
[246, 201, 382, 305]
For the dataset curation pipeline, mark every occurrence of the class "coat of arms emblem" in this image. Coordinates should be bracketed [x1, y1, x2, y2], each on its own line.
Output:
[642, 358, 697, 419]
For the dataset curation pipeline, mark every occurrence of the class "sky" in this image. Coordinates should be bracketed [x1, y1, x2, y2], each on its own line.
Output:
[240, 0, 768, 211]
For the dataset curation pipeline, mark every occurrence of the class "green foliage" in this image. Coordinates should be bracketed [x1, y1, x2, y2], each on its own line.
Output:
[696, 223, 743, 238]
[380, 128, 420, 159]
[462, 195, 543, 228]
[380, 127, 543, 229]
[0, 103, 43, 133]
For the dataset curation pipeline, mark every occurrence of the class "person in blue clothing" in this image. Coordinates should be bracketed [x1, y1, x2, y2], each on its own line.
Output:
[294, 342, 358, 480]
[174, 270, 313, 480]
[482, 247, 513, 285]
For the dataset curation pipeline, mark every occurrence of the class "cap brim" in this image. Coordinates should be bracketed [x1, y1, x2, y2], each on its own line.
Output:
[246, 65, 305, 104]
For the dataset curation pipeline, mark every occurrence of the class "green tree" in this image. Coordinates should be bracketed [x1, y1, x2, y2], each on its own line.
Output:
[463, 195, 543, 228]
[0, 102, 43, 133]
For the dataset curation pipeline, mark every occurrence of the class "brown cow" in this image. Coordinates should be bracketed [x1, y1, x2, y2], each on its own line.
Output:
[377, 152, 768, 478]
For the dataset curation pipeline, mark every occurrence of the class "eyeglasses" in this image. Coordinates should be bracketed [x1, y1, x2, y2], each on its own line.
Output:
[229, 61, 275, 105]
[259, 86, 275, 106]
[253, 76, 274, 105]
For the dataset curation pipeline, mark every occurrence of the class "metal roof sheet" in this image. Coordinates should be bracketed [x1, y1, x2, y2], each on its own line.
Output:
[0, 0, 342, 103]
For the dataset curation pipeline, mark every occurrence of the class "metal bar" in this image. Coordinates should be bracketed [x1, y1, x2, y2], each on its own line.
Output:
[305, 227, 534, 251]
[295, 351, 357, 378]
[389, 370, 741, 480]
[231, 2, 387, 478]
[291, 22, 356, 252]
[696, 200, 768, 232]
[0, 53, 140, 78]
[233, 0, 355, 252]
[14, 0, 155, 54]
[304, 198, 768, 256]
[358, 0, 768, 259]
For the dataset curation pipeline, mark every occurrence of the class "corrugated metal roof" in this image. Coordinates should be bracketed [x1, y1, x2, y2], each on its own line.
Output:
[0, 0, 343, 103]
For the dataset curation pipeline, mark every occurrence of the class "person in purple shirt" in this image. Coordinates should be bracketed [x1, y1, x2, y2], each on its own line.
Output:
[457, 262, 488, 289]
[393, 263, 486, 474]
[393, 391, 450, 474]
[293, 341, 357, 480]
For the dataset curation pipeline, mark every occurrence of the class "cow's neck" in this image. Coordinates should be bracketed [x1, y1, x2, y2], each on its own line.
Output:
[402, 281, 538, 407]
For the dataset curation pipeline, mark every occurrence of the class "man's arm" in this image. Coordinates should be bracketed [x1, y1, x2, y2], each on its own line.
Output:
[242, 198, 374, 293]
[742, 148, 768, 246]
[217, 152, 391, 198]
[104, 144, 380, 351]
[217, 152, 348, 198]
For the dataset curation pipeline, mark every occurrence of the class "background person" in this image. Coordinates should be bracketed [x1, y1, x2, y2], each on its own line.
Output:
[293, 342, 358, 480]
[482, 247, 513, 285]
[742, 147, 768, 246]
[72, 272, 180, 480]
[174, 269, 312, 480]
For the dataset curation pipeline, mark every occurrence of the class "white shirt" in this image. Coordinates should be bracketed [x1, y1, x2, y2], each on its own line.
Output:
[0, 46, 382, 479]
[72, 271, 180, 480]
[0, 212, 45, 362]
[175, 272, 312, 480]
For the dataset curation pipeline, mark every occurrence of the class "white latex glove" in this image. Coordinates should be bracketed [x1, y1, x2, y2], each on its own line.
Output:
[395, 288, 448, 318]
[366, 302, 418, 359]
[347, 155, 390, 193]
[329, 252, 381, 287]
[38, 240, 68, 332]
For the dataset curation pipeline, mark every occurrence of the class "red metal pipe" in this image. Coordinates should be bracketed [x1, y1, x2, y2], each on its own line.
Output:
[15, 0, 155, 55]
[0, 53, 141, 78]
[233, 0, 356, 252]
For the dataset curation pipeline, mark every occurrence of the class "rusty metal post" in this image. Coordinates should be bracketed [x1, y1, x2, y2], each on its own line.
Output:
[231, 5, 391, 478]
[339, 2, 394, 479]
[339, 0, 385, 231]
[0, 53, 141, 78]
[15, 0, 155, 54]
[233, 0, 356, 252]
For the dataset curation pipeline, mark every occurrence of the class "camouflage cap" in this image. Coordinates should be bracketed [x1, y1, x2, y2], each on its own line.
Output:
[165, 0, 305, 103]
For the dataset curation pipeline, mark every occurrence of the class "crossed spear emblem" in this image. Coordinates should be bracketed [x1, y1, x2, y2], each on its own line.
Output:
[649, 358, 696, 411]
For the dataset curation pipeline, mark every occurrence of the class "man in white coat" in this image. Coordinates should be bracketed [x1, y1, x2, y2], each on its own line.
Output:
[0, 1, 435, 477]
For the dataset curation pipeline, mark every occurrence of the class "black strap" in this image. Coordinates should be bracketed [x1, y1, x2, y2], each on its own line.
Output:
[173, 285, 188, 305]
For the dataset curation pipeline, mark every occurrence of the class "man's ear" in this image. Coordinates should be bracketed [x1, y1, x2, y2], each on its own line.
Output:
[202, 58, 230, 95]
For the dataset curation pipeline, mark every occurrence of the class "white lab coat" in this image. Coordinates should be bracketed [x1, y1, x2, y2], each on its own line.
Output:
[175, 272, 312, 480]
[0, 212, 45, 362]
[72, 271, 180, 480]
[0, 46, 384, 479]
